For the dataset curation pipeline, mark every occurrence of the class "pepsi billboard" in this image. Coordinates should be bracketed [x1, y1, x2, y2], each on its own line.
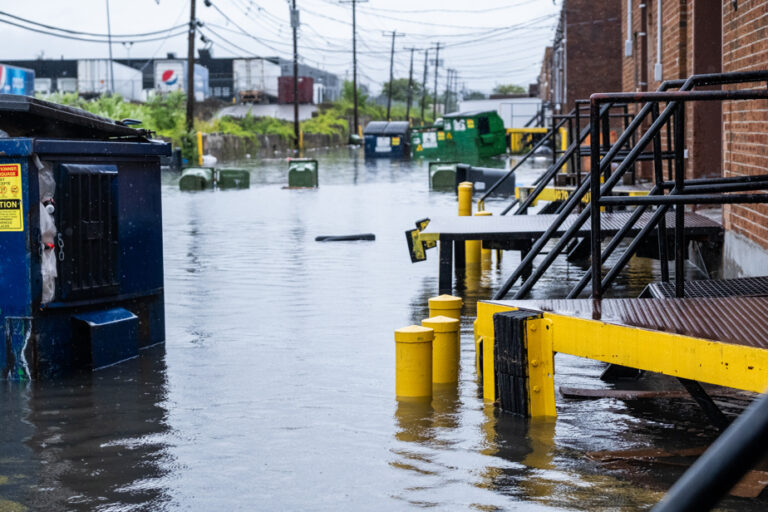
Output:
[0, 64, 34, 96]
[154, 60, 209, 101]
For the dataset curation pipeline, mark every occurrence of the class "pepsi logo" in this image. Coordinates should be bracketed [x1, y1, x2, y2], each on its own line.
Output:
[161, 69, 178, 86]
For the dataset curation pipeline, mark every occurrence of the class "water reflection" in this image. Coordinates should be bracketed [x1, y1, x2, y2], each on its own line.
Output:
[0, 347, 172, 511]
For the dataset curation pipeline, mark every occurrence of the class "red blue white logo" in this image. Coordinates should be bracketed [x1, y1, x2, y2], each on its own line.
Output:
[161, 69, 178, 86]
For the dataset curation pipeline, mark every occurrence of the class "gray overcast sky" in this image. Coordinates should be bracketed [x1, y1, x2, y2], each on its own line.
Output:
[0, 0, 561, 95]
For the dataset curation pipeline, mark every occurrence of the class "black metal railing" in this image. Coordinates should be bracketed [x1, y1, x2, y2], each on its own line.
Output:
[492, 71, 768, 300]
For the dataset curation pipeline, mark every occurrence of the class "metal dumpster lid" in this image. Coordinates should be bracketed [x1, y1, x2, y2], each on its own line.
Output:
[0, 94, 151, 140]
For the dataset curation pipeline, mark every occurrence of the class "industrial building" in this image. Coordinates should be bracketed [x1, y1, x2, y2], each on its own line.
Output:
[2, 50, 340, 104]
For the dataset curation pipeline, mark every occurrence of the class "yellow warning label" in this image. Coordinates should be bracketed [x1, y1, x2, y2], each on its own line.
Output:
[467, 119, 475, 129]
[417, 144, 423, 152]
[0, 163, 23, 232]
[437, 131, 445, 141]
[391, 137, 400, 146]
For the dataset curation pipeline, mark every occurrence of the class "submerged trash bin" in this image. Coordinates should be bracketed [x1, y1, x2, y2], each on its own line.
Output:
[0, 94, 171, 379]
[287, 158, 318, 188]
[179, 167, 214, 190]
[216, 168, 250, 189]
[363, 121, 410, 158]
[429, 161, 459, 190]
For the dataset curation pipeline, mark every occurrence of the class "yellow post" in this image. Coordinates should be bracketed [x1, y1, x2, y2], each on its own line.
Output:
[299, 129, 304, 150]
[428, 294, 462, 320]
[457, 181, 473, 217]
[475, 210, 492, 268]
[358, 124, 363, 138]
[196, 131, 204, 166]
[394, 325, 434, 398]
[422, 316, 460, 384]
[559, 127, 567, 172]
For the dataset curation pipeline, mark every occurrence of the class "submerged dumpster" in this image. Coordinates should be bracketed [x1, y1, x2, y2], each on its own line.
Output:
[363, 121, 410, 158]
[410, 123, 447, 160]
[179, 167, 214, 190]
[0, 94, 170, 379]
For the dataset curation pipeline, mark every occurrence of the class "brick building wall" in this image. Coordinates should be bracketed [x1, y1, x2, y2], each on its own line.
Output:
[722, 0, 768, 251]
[562, 0, 622, 113]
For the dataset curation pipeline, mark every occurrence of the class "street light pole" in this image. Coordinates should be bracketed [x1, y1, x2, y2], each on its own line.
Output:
[186, 0, 196, 132]
[340, 0, 368, 139]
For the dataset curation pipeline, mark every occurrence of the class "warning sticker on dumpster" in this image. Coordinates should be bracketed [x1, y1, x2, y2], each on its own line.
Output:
[0, 163, 23, 231]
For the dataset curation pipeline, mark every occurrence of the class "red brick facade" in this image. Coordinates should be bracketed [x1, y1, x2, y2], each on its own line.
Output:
[538, 0, 622, 114]
[722, 0, 768, 250]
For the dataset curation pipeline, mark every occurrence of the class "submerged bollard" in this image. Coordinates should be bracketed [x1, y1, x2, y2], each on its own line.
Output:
[476, 210, 492, 269]
[428, 294, 462, 320]
[394, 325, 434, 399]
[422, 316, 460, 384]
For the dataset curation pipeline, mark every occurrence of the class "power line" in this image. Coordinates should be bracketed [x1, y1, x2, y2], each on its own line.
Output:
[0, 10, 185, 39]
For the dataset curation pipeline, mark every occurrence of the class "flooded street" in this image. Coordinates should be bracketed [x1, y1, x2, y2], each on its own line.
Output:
[0, 147, 763, 511]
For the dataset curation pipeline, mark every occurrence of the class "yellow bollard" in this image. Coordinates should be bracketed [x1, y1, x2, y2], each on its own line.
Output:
[422, 315, 460, 384]
[428, 294, 462, 320]
[458, 181, 473, 217]
[395, 325, 434, 398]
[476, 211, 493, 268]
[299, 129, 304, 150]
[196, 131, 204, 166]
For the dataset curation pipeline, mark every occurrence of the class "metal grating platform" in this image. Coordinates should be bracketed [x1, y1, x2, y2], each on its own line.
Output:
[489, 296, 768, 350]
[643, 276, 768, 299]
[421, 211, 722, 241]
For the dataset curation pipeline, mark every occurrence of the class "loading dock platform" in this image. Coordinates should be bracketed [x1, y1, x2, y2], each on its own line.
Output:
[474, 297, 768, 418]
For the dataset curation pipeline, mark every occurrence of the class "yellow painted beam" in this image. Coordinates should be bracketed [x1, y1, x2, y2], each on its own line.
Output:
[527, 318, 556, 418]
[546, 313, 768, 394]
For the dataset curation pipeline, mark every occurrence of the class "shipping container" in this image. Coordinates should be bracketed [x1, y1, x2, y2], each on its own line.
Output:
[277, 76, 314, 104]
[313, 83, 325, 104]
[57, 77, 77, 93]
[233, 58, 280, 102]
[154, 60, 209, 101]
[77, 59, 143, 101]
[34, 78, 53, 94]
[0, 64, 34, 96]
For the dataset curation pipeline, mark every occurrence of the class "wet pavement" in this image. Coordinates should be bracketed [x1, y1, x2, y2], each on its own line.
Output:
[0, 147, 765, 511]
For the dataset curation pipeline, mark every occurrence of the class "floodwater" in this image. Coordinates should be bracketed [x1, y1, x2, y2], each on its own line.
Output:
[1, 147, 765, 511]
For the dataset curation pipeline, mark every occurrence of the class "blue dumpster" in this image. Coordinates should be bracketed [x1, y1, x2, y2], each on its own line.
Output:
[0, 95, 171, 379]
[363, 121, 410, 158]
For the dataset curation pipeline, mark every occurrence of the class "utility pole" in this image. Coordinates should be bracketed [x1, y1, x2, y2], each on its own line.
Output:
[186, 0, 196, 132]
[420, 49, 428, 123]
[405, 47, 417, 122]
[383, 31, 403, 120]
[106, 0, 115, 94]
[291, 0, 300, 150]
[432, 42, 441, 120]
[443, 68, 451, 114]
[340, 0, 368, 139]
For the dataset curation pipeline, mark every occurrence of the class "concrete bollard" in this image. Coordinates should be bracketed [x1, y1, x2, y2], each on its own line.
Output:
[458, 181, 473, 217]
[475, 210, 493, 269]
[428, 294, 463, 320]
[394, 325, 434, 399]
[422, 316, 460, 384]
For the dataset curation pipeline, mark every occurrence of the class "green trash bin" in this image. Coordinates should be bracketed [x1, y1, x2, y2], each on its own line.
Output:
[288, 159, 319, 188]
[217, 168, 250, 189]
[179, 167, 214, 191]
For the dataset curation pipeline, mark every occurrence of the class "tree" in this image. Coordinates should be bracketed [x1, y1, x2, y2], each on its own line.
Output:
[493, 84, 526, 95]
[381, 78, 423, 103]
[463, 90, 486, 100]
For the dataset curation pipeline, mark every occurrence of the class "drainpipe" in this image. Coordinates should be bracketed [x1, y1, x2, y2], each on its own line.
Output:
[654, 0, 663, 81]
[625, 0, 633, 56]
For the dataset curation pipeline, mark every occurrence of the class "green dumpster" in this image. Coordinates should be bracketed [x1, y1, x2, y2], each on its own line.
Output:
[443, 110, 507, 160]
[288, 158, 319, 188]
[179, 167, 214, 191]
[217, 168, 250, 189]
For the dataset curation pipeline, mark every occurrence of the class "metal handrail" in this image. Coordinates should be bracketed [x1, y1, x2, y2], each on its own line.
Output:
[492, 71, 768, 300]
[476, 113, 572, 211]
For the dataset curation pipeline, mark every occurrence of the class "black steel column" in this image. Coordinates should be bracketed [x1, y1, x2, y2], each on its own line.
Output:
[185, 0, 196, 132]
[438, 239, 452, 295]
[652, 103, 670, 282]
[674, 104, 686, 297]
[590, 100, 602, 299]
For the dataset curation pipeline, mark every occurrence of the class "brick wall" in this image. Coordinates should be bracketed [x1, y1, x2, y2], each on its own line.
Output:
[563, 0, 622, 113]
[722, 0, 768, 250]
